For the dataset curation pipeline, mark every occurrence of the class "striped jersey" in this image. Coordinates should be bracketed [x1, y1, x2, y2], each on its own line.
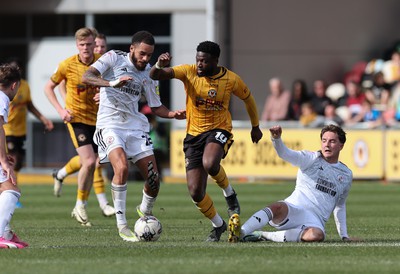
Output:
[92, 50, 162, 131]
[51, 54, 101, 125]
[172, 64, 251, 136]
[4, 79, 30, 136]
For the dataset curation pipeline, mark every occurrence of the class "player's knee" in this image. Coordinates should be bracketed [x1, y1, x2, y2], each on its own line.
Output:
[202, 159, 219, 175]
[301, 227, 325, 242]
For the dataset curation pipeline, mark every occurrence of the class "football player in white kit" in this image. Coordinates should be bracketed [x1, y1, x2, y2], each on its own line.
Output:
[0, 63, 29, 248]
[229, 124, 358, 243]
[82, 30, 185, 242]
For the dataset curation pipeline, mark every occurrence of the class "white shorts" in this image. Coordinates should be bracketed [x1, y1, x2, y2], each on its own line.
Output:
[269, 201, 325, 233]
[94, 128, 154, 164]
[0, 168, 8, 183]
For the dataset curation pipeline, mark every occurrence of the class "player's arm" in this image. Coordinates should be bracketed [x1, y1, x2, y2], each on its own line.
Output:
[27, 102, 54, 131]
[0, 116, 16, 185]
[151, 105, 186, 120]
[333, 185, 355, 241]
[44, 79, 72, 122]
[243, 93, 263, 143]
[149, 52, 175, 81]
[82, 67, 131, 88]
[58, 80, 67, 101]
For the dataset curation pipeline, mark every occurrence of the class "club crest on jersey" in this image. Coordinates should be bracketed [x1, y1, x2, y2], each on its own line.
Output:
[208, 89, 217, 98]
[78, 134, 86, 142]
[106, 136, 115, 145]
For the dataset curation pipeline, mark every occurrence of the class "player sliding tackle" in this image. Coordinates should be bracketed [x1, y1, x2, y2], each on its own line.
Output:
[229, 124, 360, 243]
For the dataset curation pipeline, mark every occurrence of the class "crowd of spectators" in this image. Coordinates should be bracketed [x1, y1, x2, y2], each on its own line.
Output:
[261, 42, 400, 129]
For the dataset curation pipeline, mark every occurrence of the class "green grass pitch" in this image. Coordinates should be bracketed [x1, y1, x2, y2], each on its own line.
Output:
[1, 181, 400, 273]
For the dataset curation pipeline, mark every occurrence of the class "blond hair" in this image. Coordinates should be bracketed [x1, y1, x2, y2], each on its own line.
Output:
[75, 27, 96, 41]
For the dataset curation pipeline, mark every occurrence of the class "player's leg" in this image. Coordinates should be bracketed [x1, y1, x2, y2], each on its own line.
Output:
[204, 131, 239, 217]
[108, 147, 137, 242]
[72, 144, 96, 226]
[68, 123, 97, 226]
[229, 201, 287, 242]
[53, 155, 80, 197]
[6, 136, 25, 207]
[93, 163, 115, 217]
[187, 167, 227, 242]
[134, 154, 159, 217]
[0, 180, 27, 248]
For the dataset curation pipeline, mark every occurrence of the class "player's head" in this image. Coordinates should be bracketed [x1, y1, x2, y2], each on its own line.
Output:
[0, 63, 22, 100]
[74, 27, 96, 61]
[94, 33, 107, 55]
[130, 30, 155, 71]
[320, 124, 346, 163]
[196, 41, 220, 77]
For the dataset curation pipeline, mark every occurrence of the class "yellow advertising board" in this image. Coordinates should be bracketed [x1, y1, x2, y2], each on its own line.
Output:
[384, 130, 400, 181]
[170, 128, 384, 180]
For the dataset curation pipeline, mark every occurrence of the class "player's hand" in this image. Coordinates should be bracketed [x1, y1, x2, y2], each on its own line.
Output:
[60, 109, 73, 123]
[173, 109, 186, 120]
[342, 236, 363, 242]
[251, 126, 263, 144]
[110, 76, 132, 88]
[157, 52, 172, 67]
[43, 118, 54, 132]
[269, 125, 282, 139]
[93, 93, 100, 104]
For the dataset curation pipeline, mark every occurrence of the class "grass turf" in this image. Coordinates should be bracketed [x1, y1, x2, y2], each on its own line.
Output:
[1, 181, 400, 273]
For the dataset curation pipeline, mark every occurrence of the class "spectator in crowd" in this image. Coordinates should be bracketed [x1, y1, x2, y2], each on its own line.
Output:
[345, 99, 383, 129]
[286, 79, 309, 121]
[299, 102, 325, 128]
[261, 77, 291, 121]
[322, 103, 343, 126]
[337, 80, 366, 120]
[310, 80, 332, 116]
[364, 71, 391, 107]
[382, 49, 400, 85]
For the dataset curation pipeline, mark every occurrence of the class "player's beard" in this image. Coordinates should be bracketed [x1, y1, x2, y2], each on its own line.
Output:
[131, 55, 147, 71]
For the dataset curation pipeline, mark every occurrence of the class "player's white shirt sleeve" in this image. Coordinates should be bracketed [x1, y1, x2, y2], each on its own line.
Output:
[333, 184, 350, 239]
[272, 137, 353, 233]
[92, 50, 161, 131]
[0, 91, 10, 123]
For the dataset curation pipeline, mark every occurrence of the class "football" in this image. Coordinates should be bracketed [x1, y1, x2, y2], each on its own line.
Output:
[134, 216, 162, 241]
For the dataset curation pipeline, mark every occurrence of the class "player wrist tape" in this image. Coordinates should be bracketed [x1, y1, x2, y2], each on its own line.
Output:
[155, 62, 163, 70]
[109, 79, 120, 87]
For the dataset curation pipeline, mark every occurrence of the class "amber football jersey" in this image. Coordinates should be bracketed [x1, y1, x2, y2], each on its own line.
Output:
[173, 64, 252, 136]
[51, 54, 101, 125]
[4, 79, 31, 136]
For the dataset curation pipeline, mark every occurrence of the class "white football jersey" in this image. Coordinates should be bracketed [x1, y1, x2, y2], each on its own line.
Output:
[0, 90, 10, 123]
[272, 138, 352, 225]
[92, 50, 162, 131]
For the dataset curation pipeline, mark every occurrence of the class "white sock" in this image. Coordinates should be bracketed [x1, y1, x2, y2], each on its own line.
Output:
[139, 189, 156, 215]
[96, 193, 108, 209]
[262, 228, 303, 242]
[211, 213, 224, 228]
[222, 185, 234, 197]
[57, 167, 68, 180]
[111, 183, 127, 229]
[241, 207, 273, 236]
[0, 190, 20, 237]
[75, 200, 85, 207]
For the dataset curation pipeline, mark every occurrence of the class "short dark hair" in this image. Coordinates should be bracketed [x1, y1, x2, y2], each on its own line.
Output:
[131, 31, 155, 46]
[0, 63, 21, 87]
[196, 41, 220, 58]
[320, 124, 346, 144]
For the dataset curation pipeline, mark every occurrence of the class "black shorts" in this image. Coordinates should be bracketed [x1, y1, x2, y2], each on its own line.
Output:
[67, 122, 98, 153]
[6, 135, 26, 154]
[183, 129, 233, 171]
